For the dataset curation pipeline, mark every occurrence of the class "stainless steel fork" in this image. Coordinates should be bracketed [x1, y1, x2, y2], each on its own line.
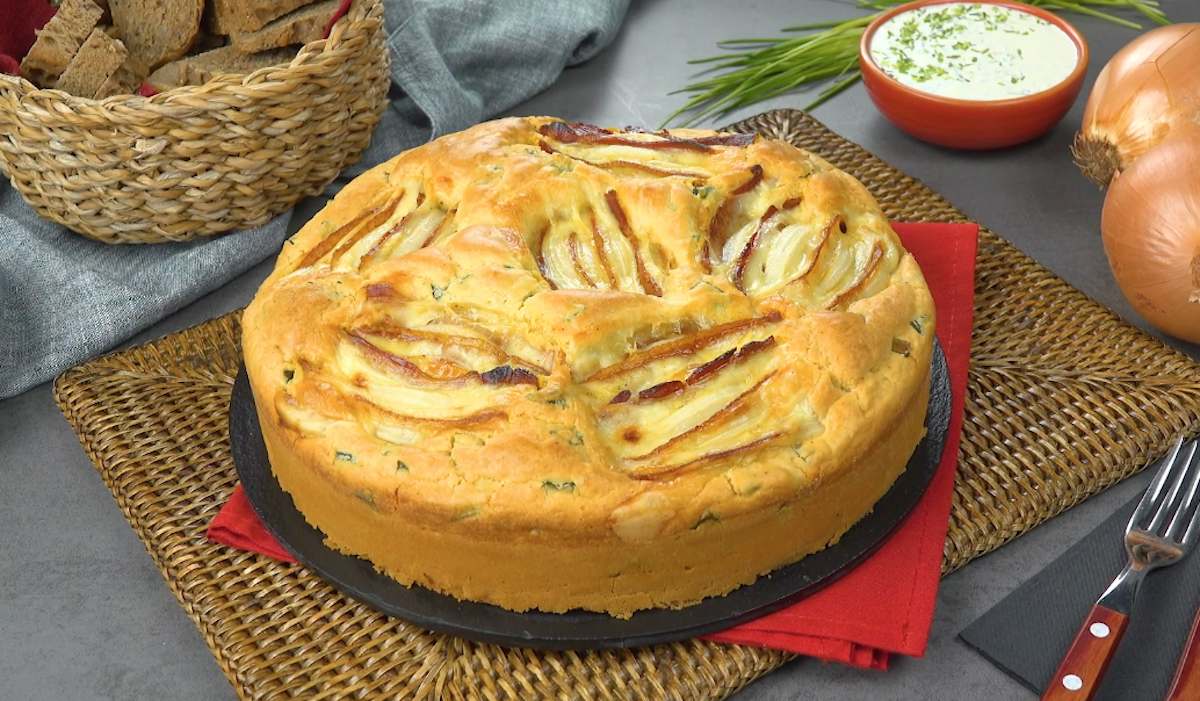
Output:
[1041, 436, 1200, 701]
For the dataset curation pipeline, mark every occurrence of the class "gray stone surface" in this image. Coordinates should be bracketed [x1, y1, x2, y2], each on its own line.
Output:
[3, 1, 1199, 698]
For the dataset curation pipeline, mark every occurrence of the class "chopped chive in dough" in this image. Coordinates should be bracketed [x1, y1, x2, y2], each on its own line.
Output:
[396, 460, 409, 473]
[692, 511, 721, 529]
[355, 489, 377, 510]
[431, 284, 447, 299]
[283, 368, 294, 382]
[542, 479, 576, 493]
[451, 507, 480, 522]
[552, 428, 584, 446]
[335, 450, 356, 463]
[910, 319, 923, 334]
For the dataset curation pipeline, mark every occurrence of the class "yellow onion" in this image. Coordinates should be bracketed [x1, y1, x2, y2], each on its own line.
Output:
[1072, 23, 1200, 188]
[1101, 132, 1200, 343]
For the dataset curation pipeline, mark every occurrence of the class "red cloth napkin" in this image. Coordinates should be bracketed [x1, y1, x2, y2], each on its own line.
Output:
[700, 221, 977, 668]
[208, 221, 978, 668]
[324, 0, 356, 38]
[0, 0, 56, 76]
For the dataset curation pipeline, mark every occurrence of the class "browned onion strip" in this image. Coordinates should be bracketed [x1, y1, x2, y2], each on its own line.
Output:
[567, 231, 599, 287]
[355, 192, 430, 269]
[345, 331, 477, 387]
[293, 194, 401, 272]
[618, 335, 776, 406]
[589, 213, 617, 287]
[684, 348, 735, 385]
[533, 222, 559, 290]
[604, 190, 662, 296]
[541, 121, 712, 151]
[625, 372, 779, 472]
[628, 432, 787, 482]
[828, 241, 885, 310]
[332, 193, 412, 266]
[539, 139, 710, 180]
[619, 125, 757, 147]
[540, 121, 756, 151]
[418, 207, 456, 249]
[352, 324, 547, 376]
[793, 213, 842, 282]
[686, 336, 776, 385]
[705, 166, 768, 266]
[637, 380, 687, 401]
[629, 432, 784, 481]
[731, 164, 764, 195]
[348, 393, 508, 430]
[732, 205, 778, 290]
[706, 199, 736, 261]
[585, 312, 782, 383]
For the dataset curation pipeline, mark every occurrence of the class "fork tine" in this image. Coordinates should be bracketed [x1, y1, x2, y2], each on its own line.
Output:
[1136, 436, 1184, 532]
[1167, 440, 1200, 543]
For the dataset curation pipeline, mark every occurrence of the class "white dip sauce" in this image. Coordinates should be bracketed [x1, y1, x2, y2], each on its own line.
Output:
[868, 3, 1079, 101]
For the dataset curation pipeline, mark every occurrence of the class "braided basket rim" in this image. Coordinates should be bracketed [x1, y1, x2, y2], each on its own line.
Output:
[0, 0, 390, 244]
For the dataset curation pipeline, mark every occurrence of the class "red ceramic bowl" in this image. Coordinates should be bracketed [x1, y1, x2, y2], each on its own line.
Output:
[858, 0, 1089, 150]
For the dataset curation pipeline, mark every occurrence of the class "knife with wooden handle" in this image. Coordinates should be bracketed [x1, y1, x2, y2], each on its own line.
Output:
[1165, 600, 1200, 701]
[1041, 604, 1130, 701]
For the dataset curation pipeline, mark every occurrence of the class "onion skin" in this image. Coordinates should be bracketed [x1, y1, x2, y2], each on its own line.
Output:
[1101, 132, 1200, 344]
[1074, 23, 1200, 188]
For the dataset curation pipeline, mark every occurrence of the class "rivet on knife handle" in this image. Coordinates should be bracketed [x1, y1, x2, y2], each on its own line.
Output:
[1165, 595, 1200, 701]
[1040, 604, 1129, 701]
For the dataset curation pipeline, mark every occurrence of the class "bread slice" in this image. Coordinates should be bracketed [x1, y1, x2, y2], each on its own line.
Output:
[109, 0, 204, 70]
[211, 0, 314, 34]
[145, 45, 295, 91]
[54, 28, 131, 98]
[93, 52, 146, 98]
[19, 0, 106, 87]
[230, 0, 339, 53]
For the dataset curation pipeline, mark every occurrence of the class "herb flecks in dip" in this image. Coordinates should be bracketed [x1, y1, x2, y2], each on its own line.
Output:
[869, 3, 1078, 101]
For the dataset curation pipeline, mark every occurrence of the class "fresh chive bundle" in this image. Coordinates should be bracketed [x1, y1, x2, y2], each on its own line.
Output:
[664, 0, 1170, 127]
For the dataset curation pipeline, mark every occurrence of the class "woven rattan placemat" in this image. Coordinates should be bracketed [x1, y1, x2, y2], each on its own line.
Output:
[54, 109, 1200, 700]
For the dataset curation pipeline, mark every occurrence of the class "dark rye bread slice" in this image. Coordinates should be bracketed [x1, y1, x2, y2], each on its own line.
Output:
[230, 0, 339, 53]
[54, 28, 129, 98]
[19, 0, 106, 87]
[145, 45, 295, 92]
[109, 0, 204, 70]
[211, 0, 314, 33]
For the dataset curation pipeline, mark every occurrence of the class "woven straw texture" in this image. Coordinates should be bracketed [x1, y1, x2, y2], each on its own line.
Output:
[0, 0, 390, 244]
[54, 109, 1200, 700]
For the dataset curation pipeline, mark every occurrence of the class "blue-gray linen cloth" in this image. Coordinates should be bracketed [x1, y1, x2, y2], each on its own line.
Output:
[0, 0, 630, 399]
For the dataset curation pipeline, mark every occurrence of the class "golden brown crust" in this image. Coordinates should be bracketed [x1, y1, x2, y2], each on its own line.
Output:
[242, 116, 937, 616]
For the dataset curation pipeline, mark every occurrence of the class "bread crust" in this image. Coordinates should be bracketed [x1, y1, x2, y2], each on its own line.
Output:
[242, 116, 938, 616]
[54, 29, 128, 98]
[109, 0, 203, 70]
[19, 0, 106, 87]
[230, 0, 339, 53]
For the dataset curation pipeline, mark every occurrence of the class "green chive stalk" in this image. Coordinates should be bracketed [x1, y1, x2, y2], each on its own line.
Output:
[664, 0, 1170, 127]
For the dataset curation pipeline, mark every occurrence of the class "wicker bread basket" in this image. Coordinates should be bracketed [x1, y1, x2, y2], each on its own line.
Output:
[0, 0, 390, 244]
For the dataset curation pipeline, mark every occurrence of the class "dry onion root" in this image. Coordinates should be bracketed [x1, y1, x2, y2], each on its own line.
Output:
[1073, 23, 1200, 188]
[1101, 132, 1200, 344]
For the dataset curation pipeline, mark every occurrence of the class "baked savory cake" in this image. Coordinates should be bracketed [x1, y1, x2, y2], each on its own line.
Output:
[241, 116, 937, 617]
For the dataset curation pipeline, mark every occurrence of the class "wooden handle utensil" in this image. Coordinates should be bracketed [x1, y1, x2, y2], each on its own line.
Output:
[1165, 599, 1200, 701]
